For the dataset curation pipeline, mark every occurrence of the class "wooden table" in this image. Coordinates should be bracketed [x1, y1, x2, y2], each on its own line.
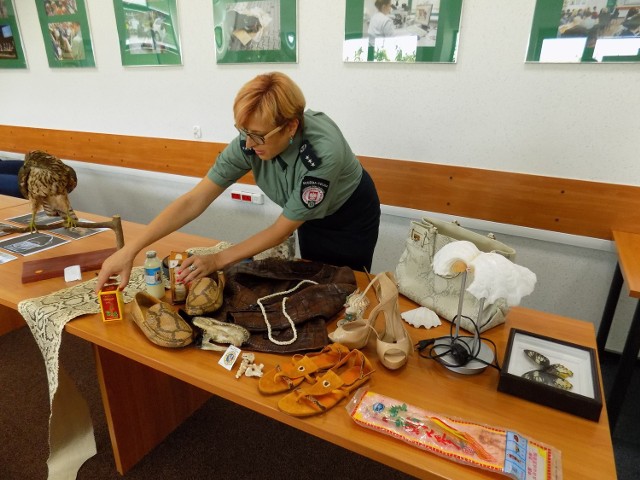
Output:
[0, 200, 617, 480]
[0, 196, 33, 334]
[0, 195, 28, 210]
[597, 229, 640, 429]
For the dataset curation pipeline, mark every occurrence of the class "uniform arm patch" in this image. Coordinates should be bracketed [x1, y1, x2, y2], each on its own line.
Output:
[301, 176, 329, 209]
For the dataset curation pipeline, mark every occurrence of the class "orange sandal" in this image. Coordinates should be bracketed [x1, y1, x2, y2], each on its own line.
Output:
[277, 349, 374, 417]
[258, 343, 350, 395]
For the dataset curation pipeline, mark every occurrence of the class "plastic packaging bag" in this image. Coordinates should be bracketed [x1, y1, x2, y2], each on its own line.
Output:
[347, 388, 562, 480]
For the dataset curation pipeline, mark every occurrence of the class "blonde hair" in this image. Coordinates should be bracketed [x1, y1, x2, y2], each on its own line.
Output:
[233, 72, 306, 129]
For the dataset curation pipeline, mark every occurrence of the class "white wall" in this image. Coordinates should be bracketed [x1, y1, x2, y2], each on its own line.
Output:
[1, 0, 638, 352]
[2, 0, 639, 185]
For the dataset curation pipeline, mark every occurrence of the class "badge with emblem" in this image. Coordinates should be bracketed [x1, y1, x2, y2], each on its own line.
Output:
[301, 176, 329, 209]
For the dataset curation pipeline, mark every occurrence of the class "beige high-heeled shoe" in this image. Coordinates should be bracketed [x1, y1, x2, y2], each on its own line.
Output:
[375, 272, 412, 370]
[328, 272, 411, 370]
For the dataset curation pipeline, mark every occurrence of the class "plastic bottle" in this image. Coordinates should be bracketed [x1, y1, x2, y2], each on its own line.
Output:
[144, 250, 165, 298]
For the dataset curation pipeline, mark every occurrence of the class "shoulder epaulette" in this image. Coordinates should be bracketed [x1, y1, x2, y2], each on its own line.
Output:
[240, 139, 255, 156]
[299, 140, 321, 170]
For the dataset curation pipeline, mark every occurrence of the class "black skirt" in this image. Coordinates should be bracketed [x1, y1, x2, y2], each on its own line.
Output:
[297, 168, 381, 272]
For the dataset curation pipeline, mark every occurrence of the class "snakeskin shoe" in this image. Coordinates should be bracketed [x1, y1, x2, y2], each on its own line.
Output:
[192, 316, 249, 351]
[131, 291, 194, 348]
[185, 271, 225, 316]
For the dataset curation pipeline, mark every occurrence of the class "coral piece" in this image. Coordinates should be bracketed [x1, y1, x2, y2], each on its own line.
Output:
[235, 352, 264, 379]
[235, 352, 256, 378]
[337, 289, 370, 327]
[242, 352, 256, 363]
[245, 363, 264, 378]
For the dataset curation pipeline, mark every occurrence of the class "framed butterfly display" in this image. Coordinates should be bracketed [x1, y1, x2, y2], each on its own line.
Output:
[498, 329, 602, 421]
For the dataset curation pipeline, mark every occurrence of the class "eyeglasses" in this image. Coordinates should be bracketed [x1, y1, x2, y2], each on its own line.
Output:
[235, 124, 285, 145]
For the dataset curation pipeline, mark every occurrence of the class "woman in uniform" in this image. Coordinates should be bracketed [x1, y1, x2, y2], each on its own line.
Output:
[95, 72, 380, 291]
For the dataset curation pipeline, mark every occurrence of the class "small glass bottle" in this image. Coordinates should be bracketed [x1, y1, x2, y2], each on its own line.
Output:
[144, 250, 165, 298]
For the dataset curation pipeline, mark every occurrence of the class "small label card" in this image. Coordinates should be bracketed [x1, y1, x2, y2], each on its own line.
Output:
[64, 265, 82, 282]
[218, 345, 241, 371]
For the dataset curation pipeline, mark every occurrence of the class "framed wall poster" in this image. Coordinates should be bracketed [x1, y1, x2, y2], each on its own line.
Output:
[344, 0, 463, 63]
[113, 0, 182, 66]
[0, 0, 27, 68]
[213, 0, 297, 64]
[34, 0, 95, 67]
[526, 0, 640, 63]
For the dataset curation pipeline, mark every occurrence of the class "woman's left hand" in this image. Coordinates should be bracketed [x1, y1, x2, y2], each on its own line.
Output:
[177, 254, 220, 284]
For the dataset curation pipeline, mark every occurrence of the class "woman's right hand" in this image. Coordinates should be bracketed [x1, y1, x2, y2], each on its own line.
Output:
[91, 177, 224, 293]
[95, 247, 136, 293]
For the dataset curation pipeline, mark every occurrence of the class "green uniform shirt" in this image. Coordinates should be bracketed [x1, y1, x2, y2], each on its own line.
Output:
[207, 110, 363, 221]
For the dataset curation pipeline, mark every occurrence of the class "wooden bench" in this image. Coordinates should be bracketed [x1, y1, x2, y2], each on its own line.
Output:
[2, 124, 640, 239]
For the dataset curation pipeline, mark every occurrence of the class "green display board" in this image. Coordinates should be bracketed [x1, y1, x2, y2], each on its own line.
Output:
[0, 0, 27, 68]
[344, 0, 463, 63]
[213, 0, 297, 64]
[113, 0, 182, 66]
[527, 0, 640, 63]
[34, 0, 95, 68]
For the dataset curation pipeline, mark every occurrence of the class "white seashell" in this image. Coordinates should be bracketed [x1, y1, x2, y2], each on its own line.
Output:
[466, 252, 537, 305]
[401, 307, 442, 329]
[433, 241, 481, 276]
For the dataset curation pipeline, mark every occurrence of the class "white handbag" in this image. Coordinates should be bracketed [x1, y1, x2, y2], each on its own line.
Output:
[396, 217, 516, 333]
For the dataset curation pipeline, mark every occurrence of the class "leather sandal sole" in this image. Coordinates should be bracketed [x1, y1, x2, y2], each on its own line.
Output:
[277, 349, 374, 417]
[258, 343, 350, 395]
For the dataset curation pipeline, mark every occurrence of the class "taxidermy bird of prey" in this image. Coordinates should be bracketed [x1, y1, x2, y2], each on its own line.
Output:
[18, 150, 78, 232]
